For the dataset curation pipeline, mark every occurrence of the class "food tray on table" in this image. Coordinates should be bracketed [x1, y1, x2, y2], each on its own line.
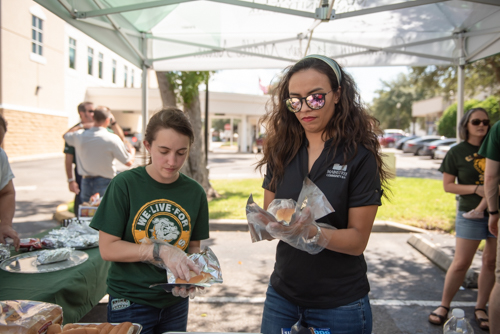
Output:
[75, 323, 142, 334]
[0, 250, 88, 273]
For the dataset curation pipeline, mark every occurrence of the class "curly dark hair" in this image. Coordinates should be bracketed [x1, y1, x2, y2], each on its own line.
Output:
[256, 57, 390, 193]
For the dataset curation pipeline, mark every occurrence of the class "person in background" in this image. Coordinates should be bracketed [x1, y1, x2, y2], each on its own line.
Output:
[90, 108, 209, 334]
[429, 108, 496, 331]
[256, 55, 388, 334]
[64, 107, 135, 204]
[64, 103, 131, 212]
[479, 119, 500, 334]
[64, 102, 94, 214]
[0, 114, 20, 251]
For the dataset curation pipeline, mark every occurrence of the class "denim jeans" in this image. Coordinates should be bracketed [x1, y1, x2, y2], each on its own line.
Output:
[80, 176, 111, 203]
[261, 284, 372, 334]
[107, 295, 189, 334]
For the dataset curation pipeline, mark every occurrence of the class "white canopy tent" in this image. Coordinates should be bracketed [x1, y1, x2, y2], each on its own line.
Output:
[36, 0, 500, 136]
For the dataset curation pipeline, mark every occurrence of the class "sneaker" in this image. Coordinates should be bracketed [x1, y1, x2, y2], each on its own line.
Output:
[463, 209, 484, 219]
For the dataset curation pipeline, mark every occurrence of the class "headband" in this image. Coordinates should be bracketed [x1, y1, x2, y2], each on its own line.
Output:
[302, 54, 342, 84]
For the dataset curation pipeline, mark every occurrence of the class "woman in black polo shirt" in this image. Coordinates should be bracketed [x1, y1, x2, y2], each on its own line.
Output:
[255, 55, 389, 334]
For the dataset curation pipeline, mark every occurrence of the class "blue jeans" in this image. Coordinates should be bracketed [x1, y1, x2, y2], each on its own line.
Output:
[107, 295, 189, 334]
[80, 176, 111, 203]
[261, 284, 372, 334]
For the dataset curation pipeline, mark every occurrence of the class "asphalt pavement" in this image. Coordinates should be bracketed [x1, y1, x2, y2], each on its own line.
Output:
[7, 148, 489, 333]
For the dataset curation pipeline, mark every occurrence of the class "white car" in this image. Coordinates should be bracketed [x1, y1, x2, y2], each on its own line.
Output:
[434, 142, 458, 160]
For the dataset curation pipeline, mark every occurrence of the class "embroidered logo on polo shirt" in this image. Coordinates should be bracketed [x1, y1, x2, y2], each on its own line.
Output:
[326, 164, 348, 179]
[132, 199, 191, 250]
[111, 298, 130, 311]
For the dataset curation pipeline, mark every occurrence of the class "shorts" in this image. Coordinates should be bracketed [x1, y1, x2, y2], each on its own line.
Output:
[455, 210, 495, 240]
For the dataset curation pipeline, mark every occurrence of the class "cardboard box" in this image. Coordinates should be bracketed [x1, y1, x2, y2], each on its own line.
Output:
[78, 206, 97, 218]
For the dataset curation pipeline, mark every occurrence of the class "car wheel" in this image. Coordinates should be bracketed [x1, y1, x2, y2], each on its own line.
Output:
[415, 148, 421, 156]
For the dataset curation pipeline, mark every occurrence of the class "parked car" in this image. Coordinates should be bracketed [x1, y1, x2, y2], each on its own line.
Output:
[434, 142, 458, 160]
[252, 134, 266, 153]
[402, 136, 443, 155]
[395, 135, 419, 150]
[379, 129, 407, 148]
[123, 129, 142, 151]
[418, 138, 457, 158]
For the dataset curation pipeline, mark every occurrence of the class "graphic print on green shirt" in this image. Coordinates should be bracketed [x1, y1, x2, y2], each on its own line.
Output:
[132, 199, 192, 251]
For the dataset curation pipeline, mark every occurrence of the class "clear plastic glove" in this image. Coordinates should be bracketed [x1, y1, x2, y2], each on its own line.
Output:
[265, 207, 335, 254]
[138, 240, 200, 282]
[172, 285, 207, 299]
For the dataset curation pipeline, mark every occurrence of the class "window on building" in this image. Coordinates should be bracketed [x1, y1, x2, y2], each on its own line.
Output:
[131, 69, 134, 87]
[98, 53, 103, 79]
[31, 15, 43, 56]
[68, 38, 76, 69]
[124, 65, 128, 87]
[112, 60, 117, 83]
[88, 47, 94, 75]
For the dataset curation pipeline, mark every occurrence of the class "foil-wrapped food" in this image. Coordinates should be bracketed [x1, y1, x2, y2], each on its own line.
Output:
[41, 219, 99, 249]
[0, 244, 10, 263]
[150, 246, 223, 291]
[36, 248, 73, 265]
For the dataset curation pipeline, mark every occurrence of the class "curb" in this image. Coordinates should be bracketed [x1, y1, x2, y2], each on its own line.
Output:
[53, 204, 75, 223]
[407, 233, 478, 288]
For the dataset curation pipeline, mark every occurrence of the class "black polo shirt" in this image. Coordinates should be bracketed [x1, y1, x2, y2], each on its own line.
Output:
[263, 137, 382, 309]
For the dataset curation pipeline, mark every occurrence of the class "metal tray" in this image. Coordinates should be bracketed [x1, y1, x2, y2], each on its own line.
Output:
[0, 250, 89, 273]
[75, 323, 142, 334]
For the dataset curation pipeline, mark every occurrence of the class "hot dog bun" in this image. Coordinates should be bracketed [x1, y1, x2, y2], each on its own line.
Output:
[175, 270, 212, 284]
[276, 208, 294, 223]
[47, 324, 62, 334]
[63, 328, 99, 334]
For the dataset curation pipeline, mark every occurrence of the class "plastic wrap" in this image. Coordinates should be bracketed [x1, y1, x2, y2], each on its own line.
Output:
[246, 177, 335, 243]
[0, 300, 63, 334]
[0, 244, 10, 263]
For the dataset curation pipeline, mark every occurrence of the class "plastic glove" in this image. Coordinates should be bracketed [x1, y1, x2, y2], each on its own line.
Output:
[265, 207, 335, 254]
[172, 285, 207, 299]
[139, 240, 201, 282]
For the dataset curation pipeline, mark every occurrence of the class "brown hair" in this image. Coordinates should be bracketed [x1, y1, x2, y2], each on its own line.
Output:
[77, 102, 94, 113]
[0, 113, 6, 132]
[459, 107, 490, 141]
[145, 108, 194, 147]
[256, 57, 389, 193]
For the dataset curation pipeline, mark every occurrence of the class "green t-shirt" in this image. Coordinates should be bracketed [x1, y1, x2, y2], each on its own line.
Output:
[439, 141, 484, 212]
[479, 121, 500, 161]
[90, 166, 210, 308]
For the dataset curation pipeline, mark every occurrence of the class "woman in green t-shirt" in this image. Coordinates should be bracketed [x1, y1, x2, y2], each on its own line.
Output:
[429, 108, 496, 331]
[90, 108, 210, 334]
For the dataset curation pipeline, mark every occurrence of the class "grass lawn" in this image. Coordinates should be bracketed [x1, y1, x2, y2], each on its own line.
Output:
[209, 177, 458, 233]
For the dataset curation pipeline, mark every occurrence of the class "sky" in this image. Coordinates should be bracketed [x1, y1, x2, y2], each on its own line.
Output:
[206, 66, 409, 105]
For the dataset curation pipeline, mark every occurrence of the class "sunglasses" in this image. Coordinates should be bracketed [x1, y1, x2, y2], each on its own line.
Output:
[470, 119, 490, 126]
[284, 91, 332, 113]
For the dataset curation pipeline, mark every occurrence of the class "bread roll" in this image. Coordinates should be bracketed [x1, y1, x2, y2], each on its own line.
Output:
[175, 270, 212, 284]
[276, 208, 294, 223]
[47, 324, 62, 334]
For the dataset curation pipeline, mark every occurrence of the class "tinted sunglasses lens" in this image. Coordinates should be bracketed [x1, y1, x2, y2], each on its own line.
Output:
[286, 98, 301, 112]
[471, 119, 490, 126]
[306, 94, 325, 109]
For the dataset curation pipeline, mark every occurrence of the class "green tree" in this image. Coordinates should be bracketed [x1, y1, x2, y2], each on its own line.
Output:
[409, 55, 500, 99]
[370, 74, 425, 131]
[156, 71, 218, 199]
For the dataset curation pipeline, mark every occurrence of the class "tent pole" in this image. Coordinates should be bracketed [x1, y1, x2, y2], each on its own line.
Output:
[456, 33, 465, 144]
[142, 34, 149, 165]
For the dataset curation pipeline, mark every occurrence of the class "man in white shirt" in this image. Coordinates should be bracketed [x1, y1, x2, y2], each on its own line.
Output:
[64, 107, 135, 203]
